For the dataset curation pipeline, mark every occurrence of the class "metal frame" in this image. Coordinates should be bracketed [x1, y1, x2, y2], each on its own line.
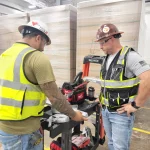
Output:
[41, 102, 101, 150]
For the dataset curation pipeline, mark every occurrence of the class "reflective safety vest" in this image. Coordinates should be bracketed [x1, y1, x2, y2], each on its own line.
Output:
[0, 43, 46, 120]
[100, 46, 140, 108]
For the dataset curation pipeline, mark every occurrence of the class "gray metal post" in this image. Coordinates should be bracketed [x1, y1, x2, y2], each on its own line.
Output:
[56, 0, 61, 5]
[61, 129, 72, 150]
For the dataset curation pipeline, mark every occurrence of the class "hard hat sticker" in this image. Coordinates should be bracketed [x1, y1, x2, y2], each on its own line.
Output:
[103, 25, 110, 33]
[32, 21, 38, 26]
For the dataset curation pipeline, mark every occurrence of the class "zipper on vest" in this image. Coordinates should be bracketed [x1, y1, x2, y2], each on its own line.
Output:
[103, 60, 115, 105]
[20, 87, 27, 115]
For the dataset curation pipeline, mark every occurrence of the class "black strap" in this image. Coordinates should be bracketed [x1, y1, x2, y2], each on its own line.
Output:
[20, 87, 27, 115]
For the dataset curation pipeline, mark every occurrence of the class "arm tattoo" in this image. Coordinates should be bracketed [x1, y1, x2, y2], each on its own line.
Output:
[39, 81, 76, 118]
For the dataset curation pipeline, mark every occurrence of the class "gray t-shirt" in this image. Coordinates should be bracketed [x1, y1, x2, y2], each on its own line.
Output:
[125, 51, 150, 77]
[107, 51, 150, 78]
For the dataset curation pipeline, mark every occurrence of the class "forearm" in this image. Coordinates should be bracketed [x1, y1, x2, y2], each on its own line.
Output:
[135, 71, 150, 107]
[40, 81, 76, 118]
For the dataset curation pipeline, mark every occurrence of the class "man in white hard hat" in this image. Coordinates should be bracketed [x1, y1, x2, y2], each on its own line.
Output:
[0, 20, 87, 150]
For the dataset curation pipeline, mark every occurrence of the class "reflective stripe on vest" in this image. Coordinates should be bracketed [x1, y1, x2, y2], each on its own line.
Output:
[0, 97, 40, 107]
[0, 79, 40, 91]
[14, 47, 34, 82]
[0, 45, 46, 120]
[99, 46, 139, 106]
[117, 46, 129, 81]
[100, 46, 140, 88]
[100, 78, 139, 88]
[117, 46, 129, 65]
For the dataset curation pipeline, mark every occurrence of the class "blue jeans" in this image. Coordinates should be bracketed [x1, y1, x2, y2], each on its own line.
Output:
[102, 108, 134, 150]
[0, 129, 43, 150]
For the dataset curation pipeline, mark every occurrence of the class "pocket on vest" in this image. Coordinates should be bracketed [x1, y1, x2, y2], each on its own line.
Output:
[119, 92, 129, 105]
[109, 92, 129, 107]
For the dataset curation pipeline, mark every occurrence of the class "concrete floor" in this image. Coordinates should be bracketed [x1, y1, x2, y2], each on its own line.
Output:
[44, 100, 150, 150]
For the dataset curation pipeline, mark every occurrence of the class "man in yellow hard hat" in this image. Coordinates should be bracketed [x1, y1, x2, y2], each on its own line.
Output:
[96, 23, 150, 150]
[0, 20, 87, 150]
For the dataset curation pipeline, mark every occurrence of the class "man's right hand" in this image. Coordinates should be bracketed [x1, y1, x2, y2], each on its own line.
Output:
[71, 110, 88, 122]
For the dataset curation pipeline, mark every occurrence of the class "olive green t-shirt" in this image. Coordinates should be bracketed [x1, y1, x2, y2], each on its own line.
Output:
[0, 43, 55, 134]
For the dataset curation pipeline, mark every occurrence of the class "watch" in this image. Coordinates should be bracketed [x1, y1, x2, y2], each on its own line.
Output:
[131, 101, 140, 109]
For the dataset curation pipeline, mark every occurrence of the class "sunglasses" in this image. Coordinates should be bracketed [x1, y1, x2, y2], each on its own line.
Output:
[99, 37, 112, 45]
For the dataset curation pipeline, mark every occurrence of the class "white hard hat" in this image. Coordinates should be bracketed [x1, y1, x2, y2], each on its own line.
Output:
[18, 20, 51, 45]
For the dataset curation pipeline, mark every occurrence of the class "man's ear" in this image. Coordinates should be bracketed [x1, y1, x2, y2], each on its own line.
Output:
[35, 35, 41, 42]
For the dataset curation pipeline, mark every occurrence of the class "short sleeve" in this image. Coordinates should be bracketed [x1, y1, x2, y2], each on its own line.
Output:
[126, 51, 150, 77]
[25, 51, 56, 84]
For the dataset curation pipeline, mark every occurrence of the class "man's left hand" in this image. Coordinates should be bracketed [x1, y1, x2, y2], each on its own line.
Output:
[117, 103, 137, 117]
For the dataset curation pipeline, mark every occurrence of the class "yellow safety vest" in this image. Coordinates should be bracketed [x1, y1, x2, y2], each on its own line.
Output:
[0, 43, 46, 120]
[100, 46, 140, 107]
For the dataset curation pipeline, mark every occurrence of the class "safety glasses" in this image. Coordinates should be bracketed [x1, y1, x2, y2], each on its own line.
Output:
[99, 37, 112, 45]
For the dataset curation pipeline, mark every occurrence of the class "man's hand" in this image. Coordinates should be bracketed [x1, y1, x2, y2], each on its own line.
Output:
[117, 103, 138, 117]
[95, 98, 100, 103]
[71, 111, 88, 122]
